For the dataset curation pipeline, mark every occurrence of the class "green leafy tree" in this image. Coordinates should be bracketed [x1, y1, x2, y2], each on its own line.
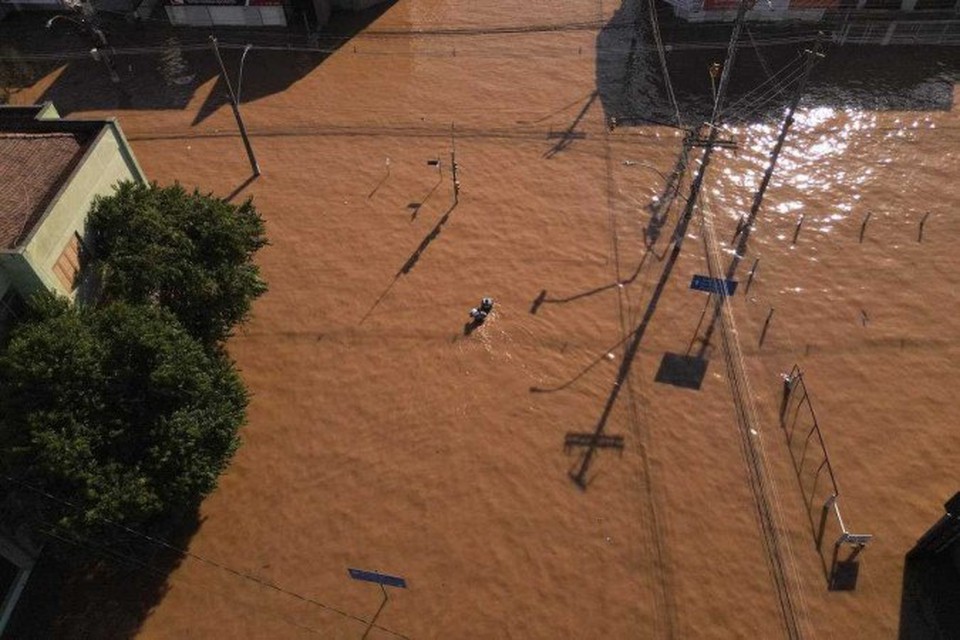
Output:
[0, 294, 248, 537]
[88, 181, 268, 347]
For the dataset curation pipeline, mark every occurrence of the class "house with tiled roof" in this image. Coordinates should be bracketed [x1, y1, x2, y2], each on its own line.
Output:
[0, 102, 144, 635]
[0, 102, 145, 327]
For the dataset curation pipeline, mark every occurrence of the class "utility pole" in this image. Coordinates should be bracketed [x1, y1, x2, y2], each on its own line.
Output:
[450, 123, 460, 203]
[210, 37, 261, 177]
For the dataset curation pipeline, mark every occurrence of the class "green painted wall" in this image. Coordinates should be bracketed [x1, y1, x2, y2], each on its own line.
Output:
[19, 123, 143, 299]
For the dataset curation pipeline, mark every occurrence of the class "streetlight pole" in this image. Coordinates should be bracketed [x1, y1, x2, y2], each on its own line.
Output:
[210, 37, 260, 177]
[46, 13, 119, 83]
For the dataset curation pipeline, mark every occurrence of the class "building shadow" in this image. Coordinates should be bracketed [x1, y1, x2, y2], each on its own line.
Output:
[4, 508, 202, 638]
[596, 0, 960, 129]
[899, 553, 960, 639]
[0, 3, 396, 121]
[900, 493, 960, 638]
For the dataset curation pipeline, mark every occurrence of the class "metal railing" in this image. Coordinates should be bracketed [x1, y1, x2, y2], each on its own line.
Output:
[780, 365, 872, 589]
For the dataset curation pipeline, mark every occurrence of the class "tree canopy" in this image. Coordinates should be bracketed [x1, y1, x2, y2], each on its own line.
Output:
[87, 181, 268, 347]
[0, 294, 247, 536]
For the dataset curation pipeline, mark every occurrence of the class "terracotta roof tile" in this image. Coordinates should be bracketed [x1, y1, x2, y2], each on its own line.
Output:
[0, 132, 87, 249]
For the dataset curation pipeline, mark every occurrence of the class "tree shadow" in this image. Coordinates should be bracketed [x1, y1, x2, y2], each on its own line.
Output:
[4, 508, 201, 638]
[1, 4, 396, 121]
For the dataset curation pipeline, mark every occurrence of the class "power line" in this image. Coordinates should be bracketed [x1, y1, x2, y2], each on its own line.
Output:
[722, 64, 810, 123]
[647, 0, 684, 128]
[721, 52, 806, 117]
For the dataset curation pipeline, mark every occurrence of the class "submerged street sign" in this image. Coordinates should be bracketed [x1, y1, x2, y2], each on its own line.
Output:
[348, 568, 407, 589]
[690, 275, 738, 296]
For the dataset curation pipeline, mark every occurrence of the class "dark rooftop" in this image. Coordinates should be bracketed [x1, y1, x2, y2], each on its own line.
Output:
[0, 106, 104, 250]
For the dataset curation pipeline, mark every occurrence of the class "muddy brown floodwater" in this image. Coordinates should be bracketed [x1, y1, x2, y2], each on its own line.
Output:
[12, 0, 960, 637]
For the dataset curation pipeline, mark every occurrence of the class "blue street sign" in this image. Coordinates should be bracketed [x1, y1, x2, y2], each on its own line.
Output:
[348, 568, 407, 589]
[690, 275, 738, 296]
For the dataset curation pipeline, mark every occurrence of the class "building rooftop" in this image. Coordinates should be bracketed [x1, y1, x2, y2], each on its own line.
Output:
[0, 106, 104, 250]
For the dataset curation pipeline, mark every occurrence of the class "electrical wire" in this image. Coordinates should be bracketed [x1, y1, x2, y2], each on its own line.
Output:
[721, 52, 805, 116]
[647, 0, 684, 128]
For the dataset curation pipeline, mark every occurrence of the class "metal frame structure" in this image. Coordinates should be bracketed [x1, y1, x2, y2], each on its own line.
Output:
[781, 365, 872, 586]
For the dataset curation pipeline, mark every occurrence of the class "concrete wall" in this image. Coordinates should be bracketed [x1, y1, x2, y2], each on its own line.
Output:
[18, 122, 143, 300]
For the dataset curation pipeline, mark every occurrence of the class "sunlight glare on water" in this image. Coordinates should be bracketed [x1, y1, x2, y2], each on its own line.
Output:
[722, 105, 882, 235]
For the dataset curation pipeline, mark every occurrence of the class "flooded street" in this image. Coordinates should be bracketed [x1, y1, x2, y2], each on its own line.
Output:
[8, 0, 960, 637]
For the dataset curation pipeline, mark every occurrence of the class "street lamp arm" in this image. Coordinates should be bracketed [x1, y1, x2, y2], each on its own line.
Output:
[45, 13, 86, 29]
[237, 44, 253, 104]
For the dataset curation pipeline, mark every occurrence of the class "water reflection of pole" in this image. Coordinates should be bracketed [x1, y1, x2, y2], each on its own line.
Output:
[731, 33, 824, 277]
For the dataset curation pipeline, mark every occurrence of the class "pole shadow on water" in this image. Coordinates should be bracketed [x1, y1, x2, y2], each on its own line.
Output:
[360, 200, 459, 325]
[543, 90, 598, 159]
[918, 211, 931, 243]
[558, 131, 714, 484]
[565, 226, 691, 488]
[530, 135, 694, 318]
[515, 90, 600, 126]
[529, 248, 654, 316]
[644, 140, 693, 249]
[224, 174, 259, 203]
[406, 169, 443, 221]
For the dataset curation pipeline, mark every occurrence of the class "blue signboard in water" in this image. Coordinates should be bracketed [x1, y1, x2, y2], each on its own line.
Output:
[348, 568, 407, 589]
[690, 275, 738, 296]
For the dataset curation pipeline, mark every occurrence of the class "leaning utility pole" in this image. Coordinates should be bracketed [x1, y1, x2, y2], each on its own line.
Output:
[210, 37, 261, 177]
